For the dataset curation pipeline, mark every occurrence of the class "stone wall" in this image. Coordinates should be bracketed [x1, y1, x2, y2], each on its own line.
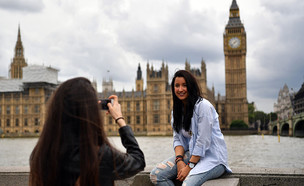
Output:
[1, 166, 304, 186]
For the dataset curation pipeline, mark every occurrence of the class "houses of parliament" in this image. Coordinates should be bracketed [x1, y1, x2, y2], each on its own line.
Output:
[0, 0, 248, 136]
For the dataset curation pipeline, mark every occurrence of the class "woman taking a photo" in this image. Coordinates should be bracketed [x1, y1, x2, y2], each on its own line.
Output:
[150, 70, 231, 186]
[29, 77, 145, 186]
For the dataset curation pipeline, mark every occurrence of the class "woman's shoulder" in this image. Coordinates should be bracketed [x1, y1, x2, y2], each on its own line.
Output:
[194, 98, 216, 115]
[195, 97, 213, 109]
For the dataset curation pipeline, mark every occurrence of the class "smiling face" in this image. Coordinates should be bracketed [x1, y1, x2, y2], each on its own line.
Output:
[174, 77, 188, 104]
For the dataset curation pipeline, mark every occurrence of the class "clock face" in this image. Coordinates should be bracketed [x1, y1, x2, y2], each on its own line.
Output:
[229, 37, 241, 48]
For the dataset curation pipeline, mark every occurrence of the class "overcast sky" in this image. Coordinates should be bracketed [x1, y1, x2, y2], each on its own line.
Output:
[0, 0, 303, 113]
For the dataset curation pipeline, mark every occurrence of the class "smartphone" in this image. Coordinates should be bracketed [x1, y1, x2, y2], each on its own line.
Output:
[99, 99, 111, 110]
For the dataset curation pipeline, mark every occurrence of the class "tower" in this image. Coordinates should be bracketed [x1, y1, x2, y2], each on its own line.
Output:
[146, 61, 172, 135]
[102, 70, 113, 92]
[9, 25, 28, 79]
[223, 0, 248, 127]
[185, 59, 208, 99]
[135, 63, 144, 91]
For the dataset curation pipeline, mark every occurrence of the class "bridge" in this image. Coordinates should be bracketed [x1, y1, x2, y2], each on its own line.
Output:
[269, 112, 304, 137]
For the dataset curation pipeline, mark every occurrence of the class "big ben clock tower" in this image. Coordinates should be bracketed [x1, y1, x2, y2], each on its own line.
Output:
[223, 0, 248, 128]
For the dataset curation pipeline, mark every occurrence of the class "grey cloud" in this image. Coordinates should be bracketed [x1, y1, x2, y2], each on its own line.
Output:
[261, 0, 304, 15]
[245, 1, 304, 106]
[44, 29, 135, 85]
[116, 5, 223, 65]
[100, 0, 128, 20]
[0, 0, 44, 12]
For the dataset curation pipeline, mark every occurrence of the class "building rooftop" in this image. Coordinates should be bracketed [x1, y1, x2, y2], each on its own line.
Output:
[226, 18, 243, 28]
[0, 65, 59, 93]
[0, 79, 23, 92]
[23, 65, 59, 84]
[98, 90, 146, 99]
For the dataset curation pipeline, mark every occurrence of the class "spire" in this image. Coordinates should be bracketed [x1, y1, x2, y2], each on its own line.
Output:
[15, 24, 24, 58]
[201, 58, 206, 68]
[18, 24, 21, 41]
[185, 58, 190, 71]
[136, 63, 142, 80]
[230, 0, 239, 11]
[10, 24, 27, 79]
[229, 0, 240, 18]
[226, 0, 243, 28]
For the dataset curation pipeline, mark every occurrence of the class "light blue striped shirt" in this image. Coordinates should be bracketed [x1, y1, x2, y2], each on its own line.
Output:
[172, 98, 232, 175]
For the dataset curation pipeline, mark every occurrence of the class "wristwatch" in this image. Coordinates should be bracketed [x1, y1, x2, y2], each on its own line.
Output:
[188, 161, 197, 169]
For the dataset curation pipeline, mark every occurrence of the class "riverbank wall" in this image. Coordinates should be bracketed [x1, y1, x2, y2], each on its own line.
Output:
[1, 130, 259, 138]
[1, 166, 303, 186]
[222, 129, 258, 135]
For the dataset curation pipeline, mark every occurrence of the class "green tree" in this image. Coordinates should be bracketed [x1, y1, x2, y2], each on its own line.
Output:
[230, 120, 248, 130]
[268, 112, 278, 121]
[248, 102, 255, 124]
[254, 111, 269, 130]
[247, 101, 277, 130]
[254, 111, 266, 122]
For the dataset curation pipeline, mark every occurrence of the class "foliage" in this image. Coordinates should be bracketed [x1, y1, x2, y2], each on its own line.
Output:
[248, 102, 255, 124]
[230, 120, 248, 130]
[247, 102, 278, 130]
[269, 112, 278, 121]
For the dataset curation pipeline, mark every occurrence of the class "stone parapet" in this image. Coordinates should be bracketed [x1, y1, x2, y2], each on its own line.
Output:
[1, 166, 304, 186]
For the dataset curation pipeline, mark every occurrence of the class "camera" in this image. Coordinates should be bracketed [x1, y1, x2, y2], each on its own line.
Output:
[99, 99, 111, 110]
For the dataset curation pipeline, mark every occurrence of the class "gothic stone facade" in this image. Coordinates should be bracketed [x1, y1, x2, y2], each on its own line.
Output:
[273, 84, 295, 119]
[0, 80, 57, 135]
[98, 61, 215, 136]
[293, 83, 304, 115]
[0, 27, 58, 136]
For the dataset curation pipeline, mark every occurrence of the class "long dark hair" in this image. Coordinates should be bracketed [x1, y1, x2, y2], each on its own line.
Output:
[29, 77, 109, 186]
[171, 70, 202, 133]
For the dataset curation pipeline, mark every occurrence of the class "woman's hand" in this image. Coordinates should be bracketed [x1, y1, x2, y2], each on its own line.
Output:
[107, 95, 126, 128]
[176, 164, 190, 182]
[176, 160, 186, 173]
[174, 145, 186, 181]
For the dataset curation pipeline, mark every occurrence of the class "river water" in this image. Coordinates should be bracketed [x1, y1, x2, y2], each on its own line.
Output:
[0, 135, 303, 169]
